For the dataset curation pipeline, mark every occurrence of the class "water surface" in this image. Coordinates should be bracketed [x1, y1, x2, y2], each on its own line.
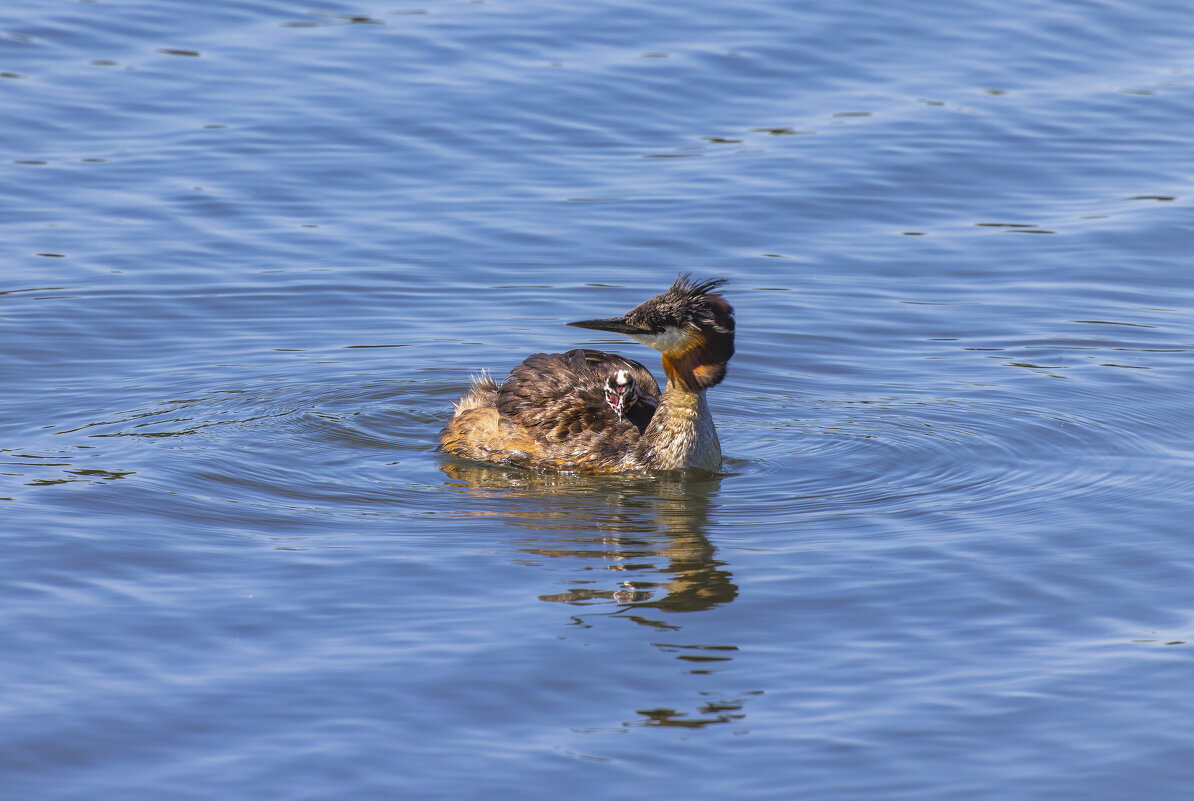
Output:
[3, 1, 1194, 799]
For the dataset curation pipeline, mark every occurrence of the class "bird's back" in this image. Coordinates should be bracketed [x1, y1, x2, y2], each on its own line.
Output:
[439, 348, 659, 472]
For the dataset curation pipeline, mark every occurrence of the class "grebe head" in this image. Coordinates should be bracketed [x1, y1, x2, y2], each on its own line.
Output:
[603, 368, 639, 418]
[568, 274, 734, 390]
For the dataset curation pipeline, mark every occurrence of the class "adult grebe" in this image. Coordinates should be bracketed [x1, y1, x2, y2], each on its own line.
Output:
[438, 275, 734, 473]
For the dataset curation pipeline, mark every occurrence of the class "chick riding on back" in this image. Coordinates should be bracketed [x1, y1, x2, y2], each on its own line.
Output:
[438, 275, 735, 473]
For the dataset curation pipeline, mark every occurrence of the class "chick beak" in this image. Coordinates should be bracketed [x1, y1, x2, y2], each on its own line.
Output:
[606, 388, 625, 418]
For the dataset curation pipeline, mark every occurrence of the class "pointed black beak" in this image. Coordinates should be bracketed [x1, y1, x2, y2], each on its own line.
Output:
[566, 316, 649, 335]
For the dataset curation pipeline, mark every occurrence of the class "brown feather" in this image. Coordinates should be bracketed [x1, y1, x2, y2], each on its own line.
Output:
[439, 349, 659, 472]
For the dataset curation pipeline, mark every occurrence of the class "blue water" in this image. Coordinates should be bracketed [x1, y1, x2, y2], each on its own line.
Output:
[4, 1, 1194, 798]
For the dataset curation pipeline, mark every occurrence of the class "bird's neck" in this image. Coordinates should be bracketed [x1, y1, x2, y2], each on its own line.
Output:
[636, 380, 721, 471]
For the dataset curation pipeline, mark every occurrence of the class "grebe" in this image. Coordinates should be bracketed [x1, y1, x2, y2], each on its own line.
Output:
[438, 275, 734, 473]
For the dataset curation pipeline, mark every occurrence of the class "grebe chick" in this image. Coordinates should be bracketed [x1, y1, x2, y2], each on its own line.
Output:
[603, 369, 636, 418]
[438, 275, 734, 473]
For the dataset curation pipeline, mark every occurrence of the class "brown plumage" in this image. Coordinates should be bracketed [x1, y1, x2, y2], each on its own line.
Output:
[438, 275, 735, 473]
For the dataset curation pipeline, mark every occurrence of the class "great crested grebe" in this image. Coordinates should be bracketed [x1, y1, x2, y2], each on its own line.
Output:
[438, 275, 734, 473]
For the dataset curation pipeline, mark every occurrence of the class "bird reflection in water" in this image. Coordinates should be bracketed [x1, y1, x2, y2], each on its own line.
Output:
[440, 460, 756, 730]
[439, 460, 737, 616]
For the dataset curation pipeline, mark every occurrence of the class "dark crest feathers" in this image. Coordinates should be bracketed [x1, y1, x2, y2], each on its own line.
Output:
[669, 273, 728, 299]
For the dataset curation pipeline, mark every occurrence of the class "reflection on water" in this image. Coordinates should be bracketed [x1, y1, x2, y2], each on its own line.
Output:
[440, 460, 738, 614]
[441, 460, 748, 729]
